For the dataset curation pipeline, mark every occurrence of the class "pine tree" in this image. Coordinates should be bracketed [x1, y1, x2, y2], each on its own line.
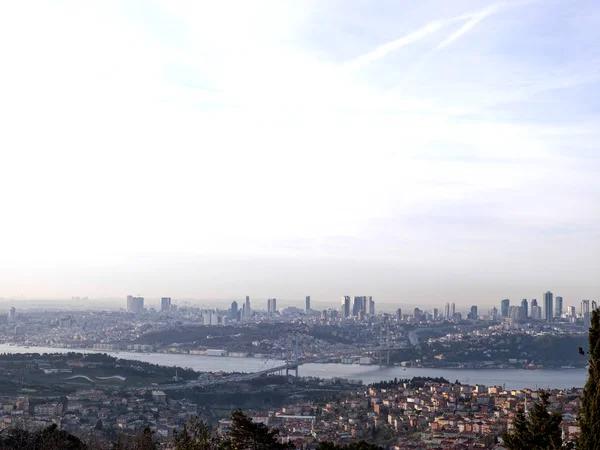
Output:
[221, 410, 292, 450]
[578, 308, 600, 449]
[503, 391, 562, 450]
[174, 416, 215, 450]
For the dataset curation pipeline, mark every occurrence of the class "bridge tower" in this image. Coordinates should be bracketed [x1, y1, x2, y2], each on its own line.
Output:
[286, 330, 300, 377]
[379, 319, 391, 365]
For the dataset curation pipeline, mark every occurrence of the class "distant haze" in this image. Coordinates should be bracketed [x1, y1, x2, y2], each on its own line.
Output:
[0, 1, 599, 307]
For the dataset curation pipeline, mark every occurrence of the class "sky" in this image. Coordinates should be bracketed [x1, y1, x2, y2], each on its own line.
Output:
[0, 0, 599, 310]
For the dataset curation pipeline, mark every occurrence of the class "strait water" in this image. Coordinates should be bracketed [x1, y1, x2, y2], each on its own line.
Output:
[0, 345, 587, 390]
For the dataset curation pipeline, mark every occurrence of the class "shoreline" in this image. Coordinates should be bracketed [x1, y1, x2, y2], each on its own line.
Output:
[0, 344, 587, 371]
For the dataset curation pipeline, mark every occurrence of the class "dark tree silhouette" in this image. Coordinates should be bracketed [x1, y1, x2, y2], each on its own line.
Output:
[579, 308, 600, 449]
[503, 391, 562, 450]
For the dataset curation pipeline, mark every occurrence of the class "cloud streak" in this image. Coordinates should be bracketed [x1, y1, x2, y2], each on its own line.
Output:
[436, 4, 503, 50]
[345, 4, 504, 71]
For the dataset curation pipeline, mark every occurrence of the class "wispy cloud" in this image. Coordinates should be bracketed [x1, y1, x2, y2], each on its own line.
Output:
[344, 16, 462, 71]
[345, 4, 505, 71]
[436, 4, 504, 50]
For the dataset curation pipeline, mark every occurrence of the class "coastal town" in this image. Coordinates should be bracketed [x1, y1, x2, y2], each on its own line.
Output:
[0, 352, 581, 450]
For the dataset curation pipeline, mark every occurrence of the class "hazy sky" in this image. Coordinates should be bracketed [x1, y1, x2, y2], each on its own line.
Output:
[0, 0, 599, 309]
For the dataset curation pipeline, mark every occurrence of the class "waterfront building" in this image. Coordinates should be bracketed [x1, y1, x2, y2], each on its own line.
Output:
[555, 296, 563, 318]
[543, 291, 553, 322]
[582, 299, 591, 328]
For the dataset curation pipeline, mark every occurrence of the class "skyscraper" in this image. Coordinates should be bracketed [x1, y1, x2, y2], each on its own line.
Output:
[230, 301, 238, 320]
[582, 299, 591, 327]
[267, 298, 272, 315]
[593, 300, 598, 311]
[490, 306, 498, 320]
[160, 297, 171, 312]
[305, 296, 310, 312]
[396, 308, 402, 321]
[368, 297, 375, 316]
[272, 298, 277, 313]
[8, 307, 15, 322]
[543, 291, 553, 322]
[531, 299, 538, 308]
[244, 296, 252, 319]
[341, 296, 351, 318]
[555, 296, 563, 318]
[508, 305, 520, 320]
[433, 308, 438, 320]
[531, 305, 542, 320]
[444, 303, 450, 318]
[501, 299, 510, 318]
[451, 303, 456, 318]
[521, 299, 528, 318]
[470, 305, 478, 320]
[352, 296, 362, 317]
[127, 296, 144, 313]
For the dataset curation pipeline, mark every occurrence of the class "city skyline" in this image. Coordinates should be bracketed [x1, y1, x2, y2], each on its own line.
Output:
[5, 290, 596, 316]
[1, 1, 599, 303]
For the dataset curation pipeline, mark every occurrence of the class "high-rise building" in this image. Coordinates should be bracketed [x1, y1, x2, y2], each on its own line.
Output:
[267, 298, 272, 315]
[531, 305, 542, 320]
[508, 305, 520, 320]
[582, 299, 590, 316]
[230, 301, 238, 320]
[396, 308, 402, 321]
[341, 296, 351, 318]
[543, 291, 553, 322]
[521, 299, 528, 318]
[568, 305, 576, 318]
[490, 306, 498, 320]
[451, 303, 456, 318]
[501, 299, 510, 318]
[160, 297, 171, 312]
[469, 305, 478, 320]
[413, 308, 422, 321]
[531, 299, 538, 308]
[433, 308, 438, 320]
[203, 310, 219, 326]
[555, 296, 563, 318]
[582, 299, 591, 328]
[444, 303, 450, 318]
[8, 307, 16, 322]
[368, 297, 375, 316]
[127, 296, 144, 314]
[592, 300, 598, 311]
[305, 296, 310, 312]
[272, 298, 277, 313]
[352, 296, 362, 317]
[244, 296, 252, 319]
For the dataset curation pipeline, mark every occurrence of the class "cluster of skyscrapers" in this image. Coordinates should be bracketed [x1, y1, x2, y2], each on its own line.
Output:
[126, 296, 174, 313]
[126, 295, 144, 314]
[340, 296, 375, 320]
[497, 292, 596, 326]
[229, 295, 254, 321]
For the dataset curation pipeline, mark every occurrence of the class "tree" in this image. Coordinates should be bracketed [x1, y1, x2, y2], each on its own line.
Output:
[221, 410, 292, 450]
[503, 391, 562, 450]
[112, 427, 157, 450]
[317, 442, 381, 450]
[174, 416, 215, 450]
[579, 308, 600, 449]
[0, 424, 87, 450]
